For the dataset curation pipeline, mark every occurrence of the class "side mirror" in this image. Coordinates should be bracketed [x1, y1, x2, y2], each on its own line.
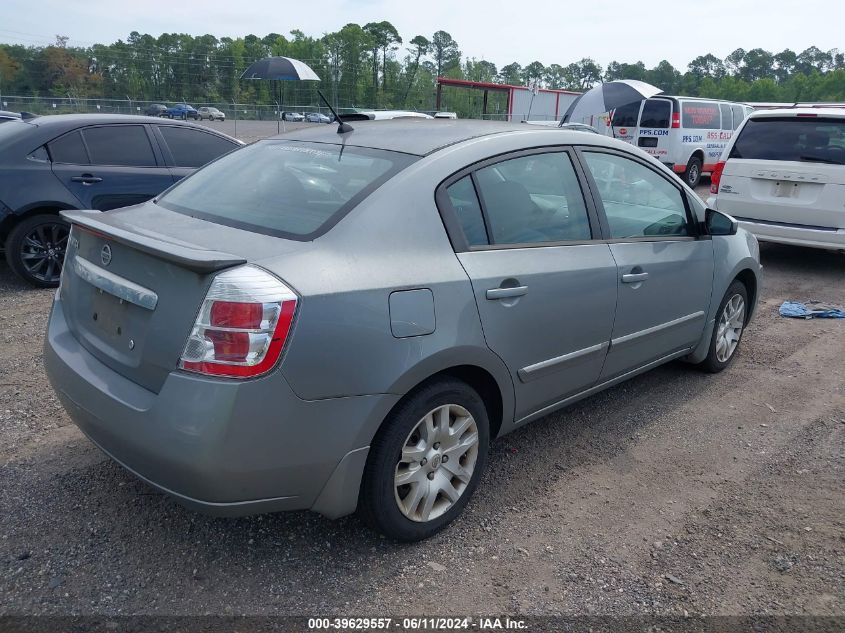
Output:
[705, 208, 738, 236]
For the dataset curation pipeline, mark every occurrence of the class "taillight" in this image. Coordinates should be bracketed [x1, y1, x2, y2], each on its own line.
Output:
[671, 111, 681, 129]
[179, 265, 297, 378]
[710, 160, 726, 194]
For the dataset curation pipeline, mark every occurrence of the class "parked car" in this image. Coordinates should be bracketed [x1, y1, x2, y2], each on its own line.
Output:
[0, 110, 22, 123]
[164, 104, 199, 120]
[0, 114, 242, 287]
[144, 104, 167, 117]
[434, 111, 458, 119]
[708, 108, 845, 251]
[610, 96, 755, 187]
[305, 112, 331, 124]
[197, 107, 225, 121]
[282, 112, 305, 122]
[45, 120, 761, 541]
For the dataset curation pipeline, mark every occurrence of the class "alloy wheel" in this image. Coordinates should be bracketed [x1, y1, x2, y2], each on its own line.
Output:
[19, 222, 69, 284]
[715, 294, 745, 362]
[394, 404, 479, 522]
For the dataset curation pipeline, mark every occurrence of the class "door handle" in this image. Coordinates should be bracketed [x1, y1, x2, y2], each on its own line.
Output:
[486, 286, 528, 300]
[621, 272, 649, 283]
[71, 175, 103, 185]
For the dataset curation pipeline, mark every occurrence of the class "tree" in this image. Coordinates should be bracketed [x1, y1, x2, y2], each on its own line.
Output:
[403, 35, 429, 105]
[724, 48, 747, 76]
[430, 30, 460, 78]
[741, 48, 774, 82]
[563, 58, 602, 91]
[498, 62, 522, 85]
[522, 61, 545, 87]
[687, 54, 726, 80]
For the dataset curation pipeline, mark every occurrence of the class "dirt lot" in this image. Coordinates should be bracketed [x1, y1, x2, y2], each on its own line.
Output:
[0, 141, 843, 622]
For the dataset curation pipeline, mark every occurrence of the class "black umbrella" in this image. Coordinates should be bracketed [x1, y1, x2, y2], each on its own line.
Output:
[561, 79, 662, 124]
[240, 56, 321, 81]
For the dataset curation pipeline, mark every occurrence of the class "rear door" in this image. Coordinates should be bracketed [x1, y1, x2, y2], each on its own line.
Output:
[440, 149, 618, 420]
[579, 148, 714, 380]
[719, 115, 845, 229]
[636, 98, 673, 165]
[49, 124, 173, 210]
[680, 100, 725, 172]
[154, 124, 241, 182]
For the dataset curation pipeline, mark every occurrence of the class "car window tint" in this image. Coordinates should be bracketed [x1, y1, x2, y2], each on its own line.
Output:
[731, 105, 744, 130]
[728, 117, 845, 164]
[48, 130, 89, 164]
[639, 99, 670, 128]
[583, 152, 690, 239]
[82, 125, 156, 166]
[612, 101, 641, 128]
[474, 152, 592, 245]
[159, 126, 238, 167]
[720, 104, 732, 130]
[446, 176, 488, 246]
[157, 141, 416, 239]
[681, 101, 720, 129]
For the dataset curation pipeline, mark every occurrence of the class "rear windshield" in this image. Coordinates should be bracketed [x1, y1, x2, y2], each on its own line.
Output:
[639, 99, 671, 128]
[157, 140, 417, 239]
[612, 101, 641, 128]
[729, 117, 845, 165]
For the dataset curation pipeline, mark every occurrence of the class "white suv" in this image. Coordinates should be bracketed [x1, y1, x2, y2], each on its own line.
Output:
[708, 108, 845, 251]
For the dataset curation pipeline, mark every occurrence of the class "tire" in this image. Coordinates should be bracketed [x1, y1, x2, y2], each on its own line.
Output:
[5, 214, 70, 288]
[358, 378, 490, 541]
[697, 280, 748, 373]
[684, 156, 703, 188]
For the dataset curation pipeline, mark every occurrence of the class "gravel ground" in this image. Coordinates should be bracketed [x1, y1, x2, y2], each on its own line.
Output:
[0, 141, 843, 622]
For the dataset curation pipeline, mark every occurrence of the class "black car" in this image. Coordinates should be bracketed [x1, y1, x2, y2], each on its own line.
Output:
[144, 104, 168, 117]
[0, 114, 243, 287]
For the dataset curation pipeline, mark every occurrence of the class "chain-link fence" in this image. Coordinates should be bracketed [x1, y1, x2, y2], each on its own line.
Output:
[0, 95, 341, 120]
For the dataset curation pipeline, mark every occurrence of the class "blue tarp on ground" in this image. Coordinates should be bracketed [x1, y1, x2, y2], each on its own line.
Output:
[779, 301, 845, 319]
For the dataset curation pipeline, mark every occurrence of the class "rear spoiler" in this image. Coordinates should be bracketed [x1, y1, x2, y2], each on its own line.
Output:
[61, 210, 247, 274]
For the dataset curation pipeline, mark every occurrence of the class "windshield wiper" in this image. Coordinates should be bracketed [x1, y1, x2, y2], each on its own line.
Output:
[799, 154, 845, 165]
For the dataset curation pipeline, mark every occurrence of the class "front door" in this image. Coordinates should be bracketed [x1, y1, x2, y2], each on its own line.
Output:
[49, 125, 173, 211]
[443, 150, 618, 420]
[579, 149, 714, 380]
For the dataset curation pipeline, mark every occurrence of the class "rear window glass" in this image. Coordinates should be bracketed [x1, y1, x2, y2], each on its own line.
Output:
[82, 125, 157, 167]
[157, 140, 417, 239]
[681, 101, 720, 129]
[729, 117, 845, 164]
[639, 99, 671, 128]
[49, 130, 89, 164]
[612, 101, 641, 128]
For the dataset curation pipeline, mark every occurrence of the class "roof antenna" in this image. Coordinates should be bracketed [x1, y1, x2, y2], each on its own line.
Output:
[318, 89, 353, 134]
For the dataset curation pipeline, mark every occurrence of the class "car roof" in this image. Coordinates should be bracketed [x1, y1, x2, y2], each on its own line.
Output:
[275, 119, 526, 156]
[749, 107, 845, 119]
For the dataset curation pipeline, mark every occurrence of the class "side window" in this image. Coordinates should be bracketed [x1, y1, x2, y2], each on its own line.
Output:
[159, 126, 238, 168]
[731, 105, 744, 130]
[446, 176, 488, 246]
[48, 130, 89, 164]
[582, 152, 690, 239]
[82, 125, 157, 167]
[639, 99, 671, 128]
[681, 101, 721, 129]
[473, 152, 592, 245]
[720, 104, 732, 131]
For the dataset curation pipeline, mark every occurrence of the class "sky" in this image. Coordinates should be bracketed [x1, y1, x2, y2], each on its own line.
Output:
[1, 0, 840, 70]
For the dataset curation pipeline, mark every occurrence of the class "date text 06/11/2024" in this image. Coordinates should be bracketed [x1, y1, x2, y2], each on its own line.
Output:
[307, 617, 529, 630]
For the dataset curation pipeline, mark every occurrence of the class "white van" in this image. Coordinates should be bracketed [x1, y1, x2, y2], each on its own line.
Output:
[610, 96, 755, 188]
[707, 107, 845, 251]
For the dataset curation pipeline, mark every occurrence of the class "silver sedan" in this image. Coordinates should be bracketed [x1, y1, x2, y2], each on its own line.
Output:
[45, 121, 761, 541]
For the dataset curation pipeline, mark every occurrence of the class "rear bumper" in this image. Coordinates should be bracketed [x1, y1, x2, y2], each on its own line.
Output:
[735, 218, 845, 251]
[44, 297, 399, 518]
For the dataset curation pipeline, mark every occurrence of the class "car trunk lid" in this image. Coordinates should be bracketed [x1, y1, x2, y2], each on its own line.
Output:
[58, 204, 306, 393]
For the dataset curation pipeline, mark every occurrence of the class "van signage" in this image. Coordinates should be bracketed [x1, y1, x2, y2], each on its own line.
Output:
[640, 129, 669, 136]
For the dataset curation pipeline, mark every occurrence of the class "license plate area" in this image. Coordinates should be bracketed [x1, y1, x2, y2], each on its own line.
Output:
[91, 289, 131, 342]
[774, 181, 799, 198]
